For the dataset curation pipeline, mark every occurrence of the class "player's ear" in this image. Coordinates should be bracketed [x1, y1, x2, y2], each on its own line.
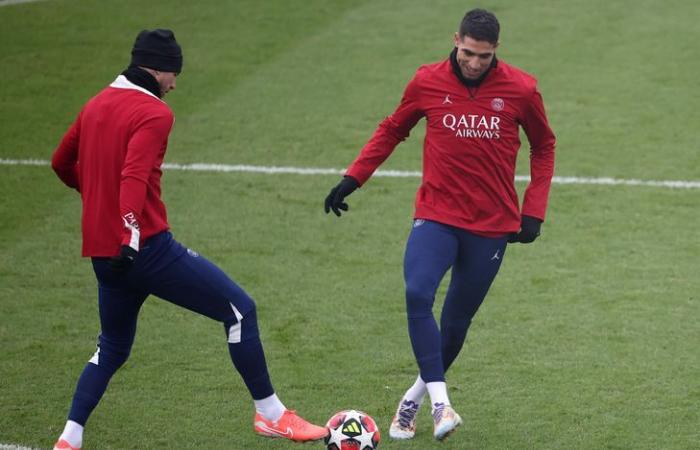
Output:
[453, 32, 461, 46]
[493, 41, 500, 50]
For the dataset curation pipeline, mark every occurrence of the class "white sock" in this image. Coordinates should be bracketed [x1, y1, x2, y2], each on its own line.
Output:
[402, 375, 427, 405]
[426, 381, 450, 408]
[58, 420, 83, 448]
[254, 393, 286, 422]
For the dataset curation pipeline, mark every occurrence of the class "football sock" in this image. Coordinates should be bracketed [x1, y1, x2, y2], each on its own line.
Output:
[426, 381, 450, 407]
[402, 375, 427, 405]
[58, 420, 83, 448]
[254, 393, 286, 422]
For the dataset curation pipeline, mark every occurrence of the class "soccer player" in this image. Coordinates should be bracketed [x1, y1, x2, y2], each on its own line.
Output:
[324, 9, 555, 441]
[50, 29, 327, 450]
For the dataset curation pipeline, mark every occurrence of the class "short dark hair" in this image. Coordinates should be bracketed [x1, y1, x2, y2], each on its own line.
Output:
[459, 9, 500, 44]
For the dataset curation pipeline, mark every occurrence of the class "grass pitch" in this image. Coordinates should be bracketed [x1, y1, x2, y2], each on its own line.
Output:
[1, 1, 698, 449]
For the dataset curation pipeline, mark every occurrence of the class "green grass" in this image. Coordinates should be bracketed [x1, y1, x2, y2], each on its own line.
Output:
[1, 1, 699, 449]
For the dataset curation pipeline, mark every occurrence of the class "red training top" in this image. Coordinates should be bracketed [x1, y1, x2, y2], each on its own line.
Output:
[346, 58, 556, 236]
[52, 75, 174, 257]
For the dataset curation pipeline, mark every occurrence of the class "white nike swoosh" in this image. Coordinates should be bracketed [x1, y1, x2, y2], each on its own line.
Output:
[255, 421, 293, 438]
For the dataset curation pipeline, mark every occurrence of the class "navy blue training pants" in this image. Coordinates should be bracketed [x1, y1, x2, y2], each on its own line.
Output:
[404, 219, 508, 383]
[68, 232, 273, 425]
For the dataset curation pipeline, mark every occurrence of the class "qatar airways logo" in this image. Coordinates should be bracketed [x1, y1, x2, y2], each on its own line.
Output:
[441, 113, 501, 139]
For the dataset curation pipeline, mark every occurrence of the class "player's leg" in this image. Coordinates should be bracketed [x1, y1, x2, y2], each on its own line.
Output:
[427, 232, 506, 440]
[141, 242, 274, 399]
[137, 234, 326, 442]
[440, 230, 507, 372]
[391, 220, 458, 439]
[54, 259, 147, 450]
[393, 232, 509, 405]
[404, 220, 458, 385]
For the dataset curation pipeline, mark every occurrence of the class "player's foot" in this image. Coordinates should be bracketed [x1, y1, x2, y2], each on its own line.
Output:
[389, 399, 420, 439]
[254, 409, 328, 442]
[53, 439, 81, 450]
[432, 403, 462, 440]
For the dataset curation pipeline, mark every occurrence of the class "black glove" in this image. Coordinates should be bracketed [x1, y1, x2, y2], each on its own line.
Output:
[324, 176, 360, 217]
[109, 245, 138, 272]
[508, 215, 542, 244]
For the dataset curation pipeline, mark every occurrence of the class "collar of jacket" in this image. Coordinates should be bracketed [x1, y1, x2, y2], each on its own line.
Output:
[449, 47, 498, 88]
[121, 65, 162, 98]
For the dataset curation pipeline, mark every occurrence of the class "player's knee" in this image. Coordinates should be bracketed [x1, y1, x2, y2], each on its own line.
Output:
[223, 289, 256, 322]
[89, 340, 131, 373]
[405, 283, 434, 316]
[224, 306, 260, 345]
[441, 319, 470, 343]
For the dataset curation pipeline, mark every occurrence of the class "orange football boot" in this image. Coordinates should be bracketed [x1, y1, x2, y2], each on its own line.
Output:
[254, 409, 328, 442]
[53, 439, 81, 450]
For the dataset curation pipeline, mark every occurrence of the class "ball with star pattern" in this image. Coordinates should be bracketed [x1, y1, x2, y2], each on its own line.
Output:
[324, 409, 381, 450]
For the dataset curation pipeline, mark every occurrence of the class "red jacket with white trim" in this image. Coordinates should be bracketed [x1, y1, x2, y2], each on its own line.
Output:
[346, 58, 556, 236]
[52, 75, 173, 257]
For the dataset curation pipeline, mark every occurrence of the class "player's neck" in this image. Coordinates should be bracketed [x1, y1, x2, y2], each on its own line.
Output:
[121, 65, 162, 98]
[449, 47, 497, 88]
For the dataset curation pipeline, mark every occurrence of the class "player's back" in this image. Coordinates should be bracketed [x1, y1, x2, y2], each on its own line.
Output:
[77, 81, 172, 256]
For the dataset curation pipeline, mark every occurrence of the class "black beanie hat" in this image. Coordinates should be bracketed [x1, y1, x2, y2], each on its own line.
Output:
[131, 29, 183, 73]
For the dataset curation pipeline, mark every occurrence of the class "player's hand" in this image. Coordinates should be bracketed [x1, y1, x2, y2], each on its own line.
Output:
[324, 176, 360, 217]
[508, 215, 542, 244]
[109, 245, 138, 272]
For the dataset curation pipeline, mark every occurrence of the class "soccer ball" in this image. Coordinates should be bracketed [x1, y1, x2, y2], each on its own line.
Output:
[324, 409, 381, 450]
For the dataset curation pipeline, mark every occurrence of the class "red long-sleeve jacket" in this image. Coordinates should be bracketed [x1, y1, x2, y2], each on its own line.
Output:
[346, 58, 556, 236]
[52, 75, 173, 257]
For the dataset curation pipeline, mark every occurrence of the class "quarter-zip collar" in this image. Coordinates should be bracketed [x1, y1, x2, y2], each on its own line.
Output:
[120, 65, 162, 98]
[449, 47, 498, 92]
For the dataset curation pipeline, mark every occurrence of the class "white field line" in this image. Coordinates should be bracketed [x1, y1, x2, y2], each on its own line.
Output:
[1, 158, 699, 189]
[0, 444, 42, 450]
[0, 0, 47, 6]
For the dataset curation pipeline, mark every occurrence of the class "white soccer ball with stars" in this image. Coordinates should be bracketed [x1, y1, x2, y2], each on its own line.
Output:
[324, 409, 381, 450]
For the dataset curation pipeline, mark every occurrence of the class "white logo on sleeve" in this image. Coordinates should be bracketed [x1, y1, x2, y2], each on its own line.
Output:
[442, 95, 453, 104]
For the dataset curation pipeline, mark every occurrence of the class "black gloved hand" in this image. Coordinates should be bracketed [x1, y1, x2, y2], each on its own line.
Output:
[324, 176, 360, 217]
[108, 245, 138, 272]
[508, 215, 542, 244]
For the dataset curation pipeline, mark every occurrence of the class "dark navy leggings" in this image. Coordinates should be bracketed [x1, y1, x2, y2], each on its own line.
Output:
[404, 220, 508, 383]
[68, 232, 272, 425]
